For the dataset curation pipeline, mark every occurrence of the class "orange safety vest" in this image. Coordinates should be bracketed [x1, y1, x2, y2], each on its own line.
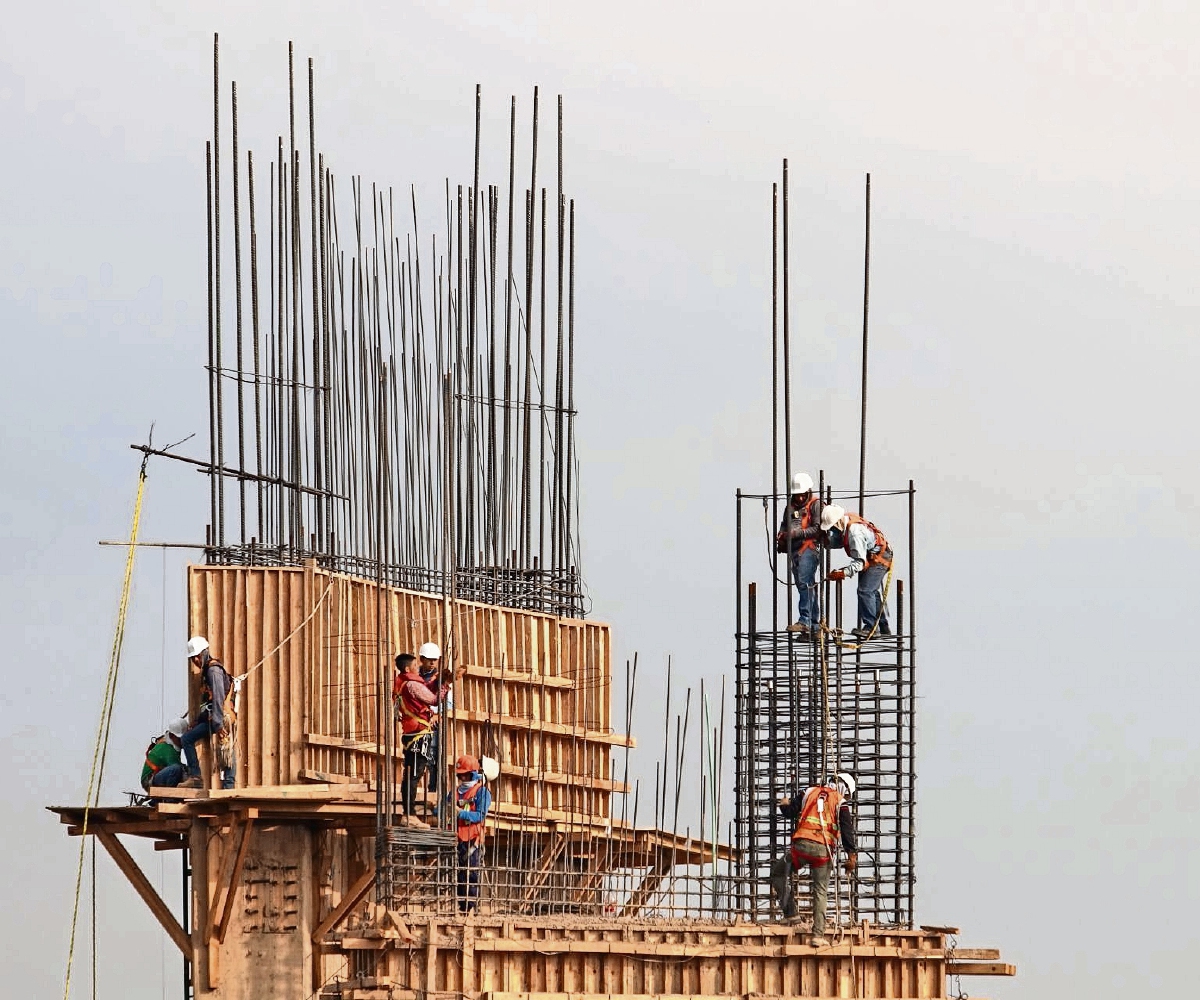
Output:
[456, 779, 486, 843]
[843, 513, 893, 570]
[790, 785, 843, 860]
[796, 496, 821, 553]
[394, 676, 436, 736]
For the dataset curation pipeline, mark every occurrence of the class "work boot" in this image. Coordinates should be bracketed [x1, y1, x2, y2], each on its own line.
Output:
[810, 935, 829, 948]
[785, 622, 810, 637]
[179, 777, 203, 789]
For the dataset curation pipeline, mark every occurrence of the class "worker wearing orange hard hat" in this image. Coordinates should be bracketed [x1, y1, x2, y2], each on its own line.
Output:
[454, 754, 492, 913]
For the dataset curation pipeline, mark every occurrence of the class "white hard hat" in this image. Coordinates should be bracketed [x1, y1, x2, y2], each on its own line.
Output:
[819, 504, 846, 533]
[166, 715, 189, 740]
[418, 641, 442, 660]
[790, 472, 814, 495]
[186, 636, 209, 658]
[835, 771, 857, 798]
[480, 755, 501, 782]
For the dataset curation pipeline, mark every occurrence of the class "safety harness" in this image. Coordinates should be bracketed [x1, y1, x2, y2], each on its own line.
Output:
[843, 513, 893, 570]
[790, 785, 844, 864]
[456, 778, 487, 843]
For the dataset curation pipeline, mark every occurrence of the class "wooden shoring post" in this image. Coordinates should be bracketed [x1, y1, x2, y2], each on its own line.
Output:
[312, 865, 376, 944]
[208, 807, 258, 944]
[620, 849, 674, 918]
[94, 827, 193, 960]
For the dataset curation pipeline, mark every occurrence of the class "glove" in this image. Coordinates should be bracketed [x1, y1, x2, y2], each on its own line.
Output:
[828, 569, 845, 582]
[775, 532, 788, 553]
[844, 853, 857, 873]
[458, 809, 472, 821]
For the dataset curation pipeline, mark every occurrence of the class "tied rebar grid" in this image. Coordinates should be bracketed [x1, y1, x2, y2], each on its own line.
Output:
[733, 486, 917, 929]
[376, 827, 460, 915]
[172, 37, 587, 621]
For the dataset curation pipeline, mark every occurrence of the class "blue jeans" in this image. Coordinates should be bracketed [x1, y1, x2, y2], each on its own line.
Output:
[790, 547, 821, 628]
[858, 560, 891, 635]
[150, 763, 185, 787]
[181, 717, 235, 788]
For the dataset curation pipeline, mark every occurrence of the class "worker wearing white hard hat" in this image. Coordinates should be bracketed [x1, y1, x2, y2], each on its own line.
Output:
[179, 636, 237, 790]
[820, 505, 894, 639]
[141, 713, 191, 792]
[770, 772, 859, 945]
[414, 640, 466, 810]
[774, 471, 824, 637]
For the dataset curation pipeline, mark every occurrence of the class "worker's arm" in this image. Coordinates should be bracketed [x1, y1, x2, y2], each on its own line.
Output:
[206, 665, 227, 731]
[778, 790, 805, 821]
[840, 523, 870, 578]
[405, 679, 439, 706]
[838, 803, 857, 854]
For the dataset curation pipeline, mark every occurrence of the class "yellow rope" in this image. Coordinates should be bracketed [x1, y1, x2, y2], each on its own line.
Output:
[63, 461, 148, 1000]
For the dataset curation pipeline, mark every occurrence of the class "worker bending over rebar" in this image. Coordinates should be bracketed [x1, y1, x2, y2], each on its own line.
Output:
[769, 773, 858, 946]
[776, 471, 824, 637]
[821, 505, 893, 639]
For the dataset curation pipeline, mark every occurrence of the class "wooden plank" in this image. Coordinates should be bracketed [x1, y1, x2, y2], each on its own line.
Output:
[312, 866, 376, 944]
[952, 948, 1001, 960]
[213, 811, 256, 943]
[95, 828, 192, 960]
[947, 962, 1015, 976]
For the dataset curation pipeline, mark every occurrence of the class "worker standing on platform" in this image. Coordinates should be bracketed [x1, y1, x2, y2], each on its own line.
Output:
[180, 636, 237, 790]
[140, 716, 188, 792]
[394, 652, 439, 823]
[454, 754, 492, 913]
[769, 773, 858, 946]
[776, 472, 824, 636]
[820, 505, 893, 639]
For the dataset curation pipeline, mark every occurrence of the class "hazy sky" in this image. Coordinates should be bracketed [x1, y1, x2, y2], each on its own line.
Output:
[4, 4, 1198, 998]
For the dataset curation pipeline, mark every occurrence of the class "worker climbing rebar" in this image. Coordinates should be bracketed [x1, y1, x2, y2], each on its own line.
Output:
[820, 504, 893, 639]
[769, 772, 858, 946]
[776, 472, 824, 637]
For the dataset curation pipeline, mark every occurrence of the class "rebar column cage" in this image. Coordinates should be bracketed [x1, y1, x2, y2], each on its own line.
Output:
[376, 826, 461, 915]
[734, 484, 916, 928]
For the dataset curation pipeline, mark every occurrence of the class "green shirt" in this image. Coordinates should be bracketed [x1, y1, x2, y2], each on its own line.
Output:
[141, 739, 181, 790]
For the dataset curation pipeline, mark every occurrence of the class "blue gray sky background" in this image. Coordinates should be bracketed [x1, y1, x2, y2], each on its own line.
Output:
[3, 3, 1198, 997]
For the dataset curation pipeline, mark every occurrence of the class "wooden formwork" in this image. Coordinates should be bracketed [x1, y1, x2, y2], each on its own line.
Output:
[187, 562, 622, 819]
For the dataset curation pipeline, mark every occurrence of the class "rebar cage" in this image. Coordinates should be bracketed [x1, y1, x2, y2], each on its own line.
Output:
[734, 485, 917, 928]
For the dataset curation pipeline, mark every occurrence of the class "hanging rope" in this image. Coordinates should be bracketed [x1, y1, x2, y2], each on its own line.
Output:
[63, 453, 149, 1000]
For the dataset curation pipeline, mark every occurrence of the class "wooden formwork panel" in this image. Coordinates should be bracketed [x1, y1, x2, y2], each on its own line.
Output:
[187, 564, 618, 816]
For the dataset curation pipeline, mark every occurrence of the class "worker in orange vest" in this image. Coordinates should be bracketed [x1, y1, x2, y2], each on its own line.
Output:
[820, 505, 893, 639]
[455, 754, 492, 913]
[775, 472, 824, 637]
[769, 773, 858, 946]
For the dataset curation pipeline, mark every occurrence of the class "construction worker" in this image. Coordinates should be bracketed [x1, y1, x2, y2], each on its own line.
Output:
[454, 754, 492, 913]
[819, 505, 893, 638]
[769, 773, 858, 946]
[140, 716, 189, 792]
[179, 636, 236, 790]
[776, 472, 824, 636]
[394, 652, 439, 822]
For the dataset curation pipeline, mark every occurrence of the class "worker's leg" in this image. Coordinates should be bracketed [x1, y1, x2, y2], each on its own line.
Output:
[856, 562, 891, 635]
[150, 763, 185, 788]
[457, 841, 481, 912]
[401, 743, 420, 814]
[793, 546, 821, 628]
[810, 857, 831, 937]
[180, 718, 216, 777]
[769, 851, 797, 918]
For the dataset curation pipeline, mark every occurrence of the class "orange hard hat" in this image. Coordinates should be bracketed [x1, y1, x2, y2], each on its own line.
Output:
[455, 754, 480, 774]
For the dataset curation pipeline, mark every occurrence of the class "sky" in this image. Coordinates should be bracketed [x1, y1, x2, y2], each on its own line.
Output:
[3, 3, 1198, 998]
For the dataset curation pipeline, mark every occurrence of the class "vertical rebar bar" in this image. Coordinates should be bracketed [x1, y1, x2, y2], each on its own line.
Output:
[858, 173, 871, 516]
